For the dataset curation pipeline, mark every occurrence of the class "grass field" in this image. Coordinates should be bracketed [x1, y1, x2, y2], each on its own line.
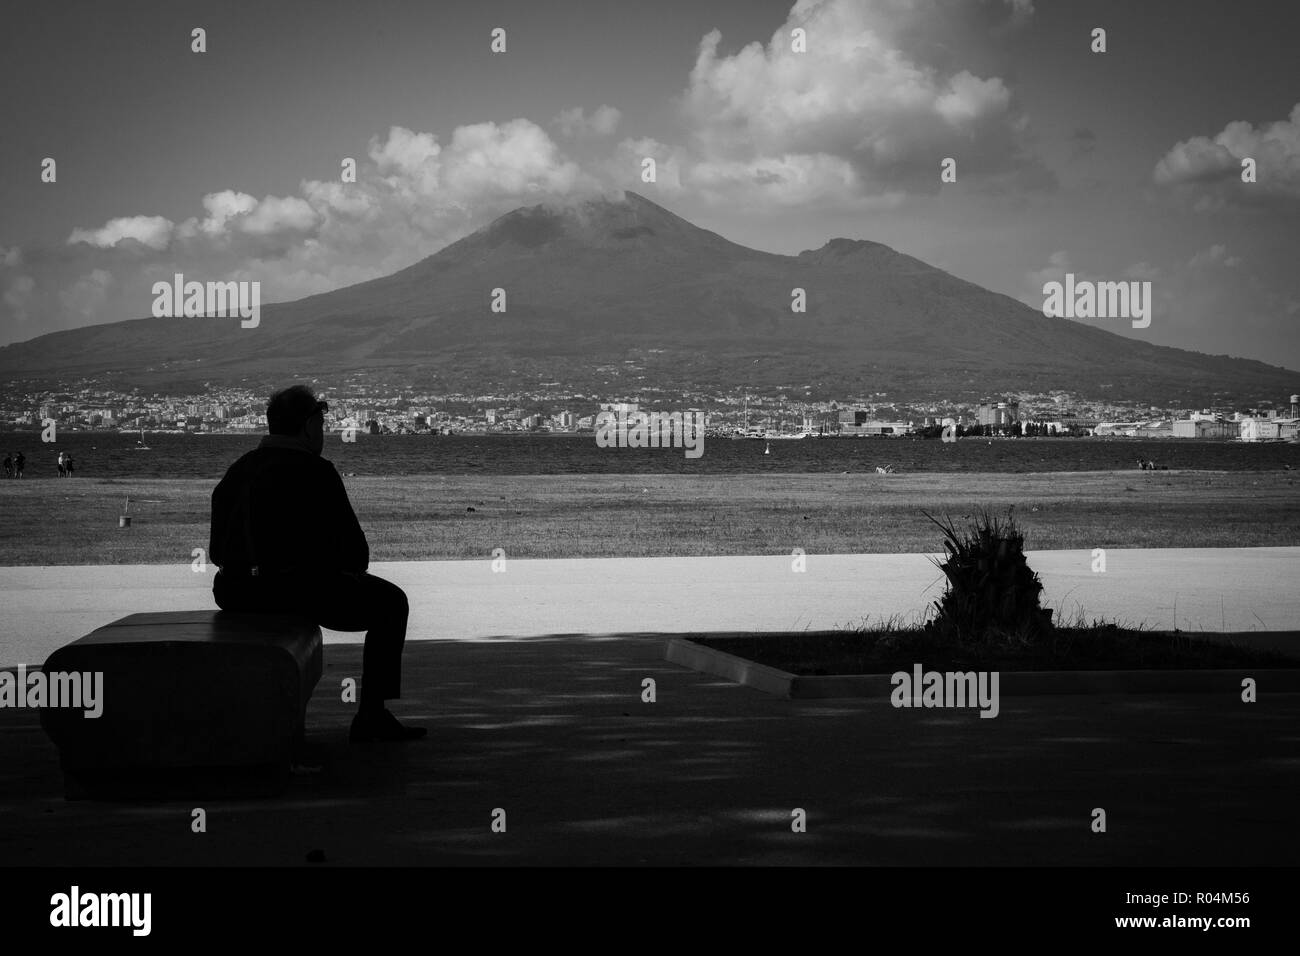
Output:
[0, 470, 1297, 565]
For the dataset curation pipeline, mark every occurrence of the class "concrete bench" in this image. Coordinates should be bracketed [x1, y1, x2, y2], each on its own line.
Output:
[40, 610, 322, 799]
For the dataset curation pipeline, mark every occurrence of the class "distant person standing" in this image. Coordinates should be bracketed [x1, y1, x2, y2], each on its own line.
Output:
[14, 451, 24, 478]
[3, 453, 11, 478]
[64, 454, 75, 477]
[57, 451, 66, 478]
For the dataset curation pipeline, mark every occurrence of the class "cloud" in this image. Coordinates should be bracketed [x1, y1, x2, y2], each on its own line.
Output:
[440, 120, 583, 199]
[1154, 102, 1300, 203]
[58, 269, 114, 319]
[554, 105, 622, 138]
[368, 126, 441, 195]
[68, 215, 173, 251]
[610, 137, 686, 194]
[673, 0, 1044, 204]
[239, 195, 319, 236]
[5, 2, 1051, 341]
[7, 119, 590, 341]
[176, 191, 258, 239]
[3, 275, 36, 323]
[934, 71, 1011, 124]
[1023, 250, 1071, 299]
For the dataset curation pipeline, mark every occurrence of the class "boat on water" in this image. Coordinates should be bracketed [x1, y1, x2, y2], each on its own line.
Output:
[133, 426, 150, 451]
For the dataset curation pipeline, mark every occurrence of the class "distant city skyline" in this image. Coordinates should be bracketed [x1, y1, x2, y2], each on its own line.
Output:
[2, 0, 1298, 369]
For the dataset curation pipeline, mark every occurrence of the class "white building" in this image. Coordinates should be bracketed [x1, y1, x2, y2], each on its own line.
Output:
[1240, 418, 1300, 442]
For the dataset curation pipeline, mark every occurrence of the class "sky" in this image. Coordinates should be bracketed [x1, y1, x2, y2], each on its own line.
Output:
[1, 0, 1298, 369]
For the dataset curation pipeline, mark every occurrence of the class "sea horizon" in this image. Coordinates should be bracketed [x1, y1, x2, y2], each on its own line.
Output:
[1, 431, 1298, 479]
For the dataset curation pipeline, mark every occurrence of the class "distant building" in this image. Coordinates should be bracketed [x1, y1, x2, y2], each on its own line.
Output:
[1133, 420, 1173, 439]
[1172, 419, 1237, 439]
[803, 412, 835, 435]
[1093, 422, 1146, 437]
[1240, 418, 1300, 442]
[1238, 393, 1300, 441]
[838, 408, 870, 429]
[837, 409, 910, 435]
[977, 401, 1019, 429]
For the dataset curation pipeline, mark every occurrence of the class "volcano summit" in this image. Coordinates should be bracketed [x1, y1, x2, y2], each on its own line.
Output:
[0, 191, 1293, 403]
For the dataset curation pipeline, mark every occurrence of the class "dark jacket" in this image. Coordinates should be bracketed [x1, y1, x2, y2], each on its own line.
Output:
[209, 438, 368, 574]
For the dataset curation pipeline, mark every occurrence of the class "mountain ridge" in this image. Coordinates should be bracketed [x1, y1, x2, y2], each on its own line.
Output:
[0, 190, 1293, 404]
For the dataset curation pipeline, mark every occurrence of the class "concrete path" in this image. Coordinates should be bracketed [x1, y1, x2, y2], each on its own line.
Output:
[2, 638, 1297, 866]
[2, 548, 1298, 666]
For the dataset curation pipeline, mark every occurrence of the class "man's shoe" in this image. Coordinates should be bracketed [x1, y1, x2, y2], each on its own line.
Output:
[349, 708, 427, 743]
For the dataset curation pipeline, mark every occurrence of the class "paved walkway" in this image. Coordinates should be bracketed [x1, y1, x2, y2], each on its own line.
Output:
[4, 548, 1297, 866]
[2, 548, 1298, 666]
[2, 638, 1297, 866]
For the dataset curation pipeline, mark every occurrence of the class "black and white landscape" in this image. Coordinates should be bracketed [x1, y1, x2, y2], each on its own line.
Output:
[0, 0, 1298, 936]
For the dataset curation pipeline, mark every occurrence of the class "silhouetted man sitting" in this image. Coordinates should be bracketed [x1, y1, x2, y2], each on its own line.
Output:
[209, 384, 425, 742]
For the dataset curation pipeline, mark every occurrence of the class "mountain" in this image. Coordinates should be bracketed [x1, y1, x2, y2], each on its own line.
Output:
[0, 191, 1294, 403]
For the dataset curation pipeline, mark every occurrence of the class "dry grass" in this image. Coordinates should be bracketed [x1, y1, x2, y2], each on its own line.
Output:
[0, 470, 1297, 565]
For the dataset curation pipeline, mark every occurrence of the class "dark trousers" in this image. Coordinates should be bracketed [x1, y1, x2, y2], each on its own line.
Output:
[214, 569, 409, 701]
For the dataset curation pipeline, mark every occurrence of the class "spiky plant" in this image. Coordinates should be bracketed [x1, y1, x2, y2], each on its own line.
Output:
[923, 508, 1052, 645]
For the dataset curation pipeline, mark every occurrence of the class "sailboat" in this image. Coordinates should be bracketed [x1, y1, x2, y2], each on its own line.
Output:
[133, 425, 150, 451]
[764, 441, 771, 455]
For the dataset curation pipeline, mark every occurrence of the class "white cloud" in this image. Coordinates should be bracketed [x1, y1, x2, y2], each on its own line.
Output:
[368, 126, 442, 195]
[678, 0, 1039, 201]
[12, 2, 1051, 338]
[935, 71, 1011, 125]
[68, 215, 174, 251]
[1154, 102, 1300, 202]
[15, 119, 592, 337]
[174, 191, 318, 241]
[441, 120, 583, 198]
[610, 137, 686, 193]
[188, 190, 259, 237]
[239, 195, 319, 236]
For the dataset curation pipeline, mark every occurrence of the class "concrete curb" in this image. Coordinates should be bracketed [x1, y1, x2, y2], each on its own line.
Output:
[665, 637, 1300, 699]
